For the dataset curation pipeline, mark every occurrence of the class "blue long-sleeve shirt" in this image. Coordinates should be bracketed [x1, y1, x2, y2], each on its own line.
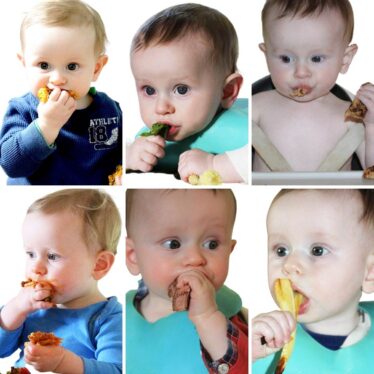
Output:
[0, 90, 122, 185]
[0, 297, 122, 373]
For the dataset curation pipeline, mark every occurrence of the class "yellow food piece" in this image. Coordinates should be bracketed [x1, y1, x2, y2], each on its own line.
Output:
[37, 87, 51, 103]
[108, 165, 123, 185]
[187, 170, 222, 185]
[37, 87, 78, 103]
[187, 174, 200, 185]
[274, 278, 303, 374]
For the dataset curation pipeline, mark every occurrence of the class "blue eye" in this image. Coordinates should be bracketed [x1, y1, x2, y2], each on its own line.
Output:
[311, 246, 327, 256]
[39, 62, 50, 70]
[48, 253, 61, 261]
[67, 63, 79, 71]
[163, 239, 181, 250]
[311, 56, 324, 63]
[275, 246, 289, 257]
[203, 240, 219, 250]
[175, 85, 189, 95]
[26, 251, 35, 259]
[144, 86, 156, 96]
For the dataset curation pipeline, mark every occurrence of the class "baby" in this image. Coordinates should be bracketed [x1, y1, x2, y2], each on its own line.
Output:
[252, 189, 374, 372]
[126, 3, 248, 183]
[252, 0, 374, 172]
[0, 189, 122, 373]
[0, 0, 122, 185]
[126, 189, 248, 373]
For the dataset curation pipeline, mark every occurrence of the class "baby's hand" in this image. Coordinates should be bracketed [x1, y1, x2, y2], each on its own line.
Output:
[176, 270, 217, 323]
[357, 83, 374, 126]
[126, 136, 165, 172]
[252, 310, 295, 362]
[0, 285, 54, 332]
[178, 149, 214, 182]
[37, 88, 76, 144]
[16, 283, 55, 315]
[25, 343, 65, 372]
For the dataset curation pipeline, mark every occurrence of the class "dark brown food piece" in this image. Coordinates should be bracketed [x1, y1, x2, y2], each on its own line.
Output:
[167, 278, 191, 311]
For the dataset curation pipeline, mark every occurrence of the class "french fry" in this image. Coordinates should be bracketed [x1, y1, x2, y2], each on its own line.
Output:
[274, 278, 303, 374]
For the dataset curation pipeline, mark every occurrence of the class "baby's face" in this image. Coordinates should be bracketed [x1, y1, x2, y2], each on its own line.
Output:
[22, 210, 99, 308]
[127, 190, 236, 302]
[20, 24, 102, 104]
[267, 190, 372, 334]
[131, 35, 226, 141]
[261, 8, 350, 102]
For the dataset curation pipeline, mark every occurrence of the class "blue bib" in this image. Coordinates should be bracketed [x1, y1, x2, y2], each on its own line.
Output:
[253, 302, 374, 374]
[126, 285, 242, 374]
[136, 98, 248, 174]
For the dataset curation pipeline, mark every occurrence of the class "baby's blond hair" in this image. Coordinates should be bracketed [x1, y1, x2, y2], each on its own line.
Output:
[27, 189, 121, 254]
[20, 0, 107, 55]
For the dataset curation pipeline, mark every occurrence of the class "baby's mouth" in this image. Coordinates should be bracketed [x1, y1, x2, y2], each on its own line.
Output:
[292, 286, 309, 315]
[291, 86, 311, 97]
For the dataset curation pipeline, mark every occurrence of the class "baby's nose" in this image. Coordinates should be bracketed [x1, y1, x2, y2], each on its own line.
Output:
[282, 253, 304, 276]
[32, 260, 47, 276]
[49, 70, 67, 86]
[155, 95, 175, 115]
[294, 62, 311, 79]
[183, 245, 206, 267]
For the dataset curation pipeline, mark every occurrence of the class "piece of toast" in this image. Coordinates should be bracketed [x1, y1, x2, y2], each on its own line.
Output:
[21, 279, 54, 302]
[27, 331, 62, 346]
[167, 278, 191, 311]
[345, 97, 368, 123]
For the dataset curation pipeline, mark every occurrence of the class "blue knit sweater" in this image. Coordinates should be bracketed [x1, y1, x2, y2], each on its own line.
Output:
[0, 90, 122, 185]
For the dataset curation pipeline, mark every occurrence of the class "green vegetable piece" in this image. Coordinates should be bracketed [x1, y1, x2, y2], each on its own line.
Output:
[140, 123, 170, 138]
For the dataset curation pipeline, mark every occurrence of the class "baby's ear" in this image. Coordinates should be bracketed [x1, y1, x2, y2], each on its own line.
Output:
[126, 237, 141, 275]
[93, 250, 115, 280]
[340, 44, 358, 74]
[221, 73, 243, 109]
[17, 53, 25, 66]
[259, 43, 266, 53]
[92, 54, 108, 82]
[362, 252, 374, 293]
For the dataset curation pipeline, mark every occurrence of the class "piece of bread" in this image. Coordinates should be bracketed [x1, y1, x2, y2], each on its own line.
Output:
[21, 278, 54, 302]
[345, 97, 368, 123]
[363, 165, 374, 179]
[37, 87, 77, 103]
[28, 331, 62, 346]
[167, 278, 191, 311]
[291, 87, 308, 97]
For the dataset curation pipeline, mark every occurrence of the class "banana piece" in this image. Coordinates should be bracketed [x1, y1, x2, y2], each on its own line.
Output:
[274, 278, 303, 374]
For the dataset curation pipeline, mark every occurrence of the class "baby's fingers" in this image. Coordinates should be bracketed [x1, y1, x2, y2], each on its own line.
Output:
[253, 311, 295, 348]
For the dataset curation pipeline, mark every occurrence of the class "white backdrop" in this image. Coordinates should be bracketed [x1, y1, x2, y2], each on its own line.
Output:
[0, 186, 125, 372]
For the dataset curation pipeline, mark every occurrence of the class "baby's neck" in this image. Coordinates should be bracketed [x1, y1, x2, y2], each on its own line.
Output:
[303, 309, 361, 336]
[76, 94, 93, 110]
[58, 289, 107, 309]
